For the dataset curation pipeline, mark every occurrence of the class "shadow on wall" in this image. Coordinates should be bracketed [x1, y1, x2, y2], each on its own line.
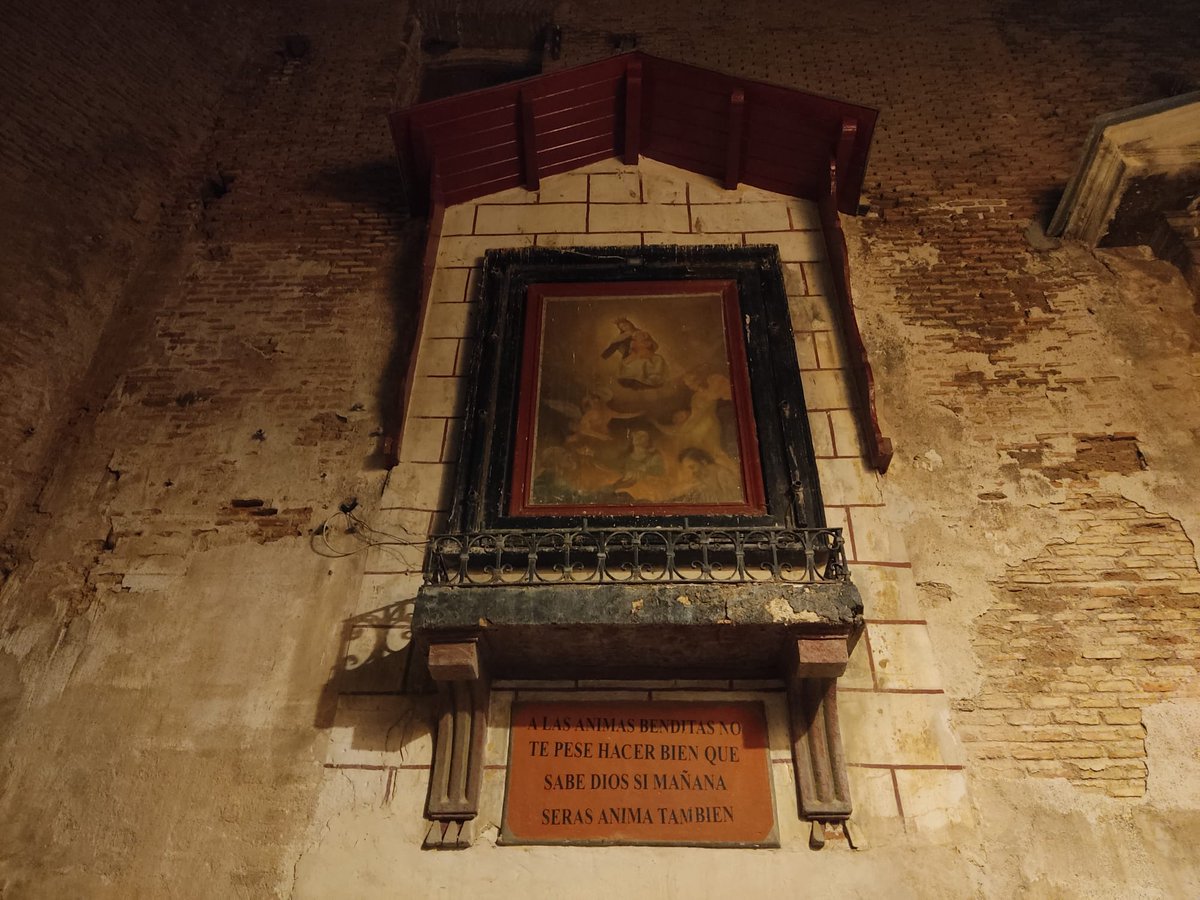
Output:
[309, 162, 426, 469]
[315, 597, 433, 738]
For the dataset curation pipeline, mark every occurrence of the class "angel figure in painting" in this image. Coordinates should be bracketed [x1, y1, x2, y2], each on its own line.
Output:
[657, 372, 738, 470]
[546, 390, 641, 446]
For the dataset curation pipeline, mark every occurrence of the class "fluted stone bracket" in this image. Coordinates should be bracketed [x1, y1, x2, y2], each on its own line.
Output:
[787, 636, 853, 823]
[424, 637, 489, 848]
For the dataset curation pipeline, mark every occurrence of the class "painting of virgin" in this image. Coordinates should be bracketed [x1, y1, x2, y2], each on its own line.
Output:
[509, 280, 767, 517]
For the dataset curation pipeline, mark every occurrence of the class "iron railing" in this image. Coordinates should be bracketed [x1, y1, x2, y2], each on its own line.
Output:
[424, 526, 848, 586]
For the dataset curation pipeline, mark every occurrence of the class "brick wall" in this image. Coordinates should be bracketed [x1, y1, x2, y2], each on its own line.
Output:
[0, 0, 263, 542]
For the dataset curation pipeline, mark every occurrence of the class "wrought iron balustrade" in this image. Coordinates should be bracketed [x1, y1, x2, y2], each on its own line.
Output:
[424, 526, 848, 586]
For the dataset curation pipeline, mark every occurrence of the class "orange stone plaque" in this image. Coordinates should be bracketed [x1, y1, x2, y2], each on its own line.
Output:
[501, 701, 778, 847]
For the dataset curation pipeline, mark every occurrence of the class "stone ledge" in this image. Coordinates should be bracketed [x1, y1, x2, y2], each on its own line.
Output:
[413, 581, 862, 680]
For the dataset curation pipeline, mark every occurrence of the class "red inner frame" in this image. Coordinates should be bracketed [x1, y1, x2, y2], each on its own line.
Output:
[508, 280, 767, 518]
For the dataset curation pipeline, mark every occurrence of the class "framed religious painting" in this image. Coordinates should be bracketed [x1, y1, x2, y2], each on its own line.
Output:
[448, 245, 825, 532]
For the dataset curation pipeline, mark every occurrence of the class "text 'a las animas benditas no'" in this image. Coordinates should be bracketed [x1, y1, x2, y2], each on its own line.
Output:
[501, 701, 778, 847]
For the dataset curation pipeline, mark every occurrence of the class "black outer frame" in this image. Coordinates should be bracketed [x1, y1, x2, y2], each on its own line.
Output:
[448, 244, 826, 533]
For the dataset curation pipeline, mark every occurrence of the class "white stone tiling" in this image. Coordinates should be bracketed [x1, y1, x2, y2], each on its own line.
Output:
[838, 691, 966, 768]
[589, 171, 642, 202]
[588, 202, 691, 233]
[347, 163, 952, 835]
[849, 505, 911, 564]
[893, 769, 975, 834]
[474, 202, 588, 235]
[867, 624, 944, 691]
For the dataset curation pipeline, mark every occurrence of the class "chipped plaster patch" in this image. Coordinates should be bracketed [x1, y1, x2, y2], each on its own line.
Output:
[764, 597, 821, 623]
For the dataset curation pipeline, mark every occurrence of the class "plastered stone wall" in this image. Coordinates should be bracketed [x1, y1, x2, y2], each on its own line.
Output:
[0, 1, 414, 894]
[2, 0, 1200, 896]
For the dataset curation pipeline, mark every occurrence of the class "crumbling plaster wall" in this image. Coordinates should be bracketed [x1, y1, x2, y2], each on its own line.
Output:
[0, 1, 417, 894]
[1, 0, 1200, 896]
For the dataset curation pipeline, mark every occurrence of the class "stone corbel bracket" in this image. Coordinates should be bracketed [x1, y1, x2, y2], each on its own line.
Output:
[424, 638, 489, 850]
[787, 634, 853, 841]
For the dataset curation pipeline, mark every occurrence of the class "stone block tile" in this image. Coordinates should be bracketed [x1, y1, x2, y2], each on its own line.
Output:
[405, 375, 465, 419]
[385, 770, 440, 835]
[867, 624, 943, 691]
[828, 409, 864, 459]
[794, 333, 819, 370]
[687, 178, 788, 204]
[454, 337, 480, 376]
[370, 506, 435, 546]
[848, 506, 909, 564]
[336, 623, 414, 693]
[590, 171, 642, 202]
[816, 458, 884, 506]
[479, 766, 508, 833]
[486, 690, 515, 767]
[398, 416, 448, 463]
[759, 230, 826, 263]
[326, 694, 434, 768]
[440, 203, 477, 236]
[853, 563, 924, 621]
[811, 329, 846, 369]
[421, 301, 474, 339]
[782, 262, 808, 297]
[785, 199, 822, 230]
[838, 691, 966, 767]
[436, 233, 535, 267]
[465, 265, 482, 303]
[808, 411, 834, 457]
[413, 338, 458, 378]
[352, 572, 423, 618]
[825, 504, 850, 547]
[640, 175, 688, 205]
[429, 266, 470, 303]
[787, 294, 836, 331]
[474, 202, 587, 235]
[311, 766, 391, 821]
[841, 633, 876, 690]
[380, 461, 455, 512]
[803, 261, 834, 297]
[589, 203, 691, 233]
[846, 765, 902, 821]
[442, 418, 464, 463]
[801, 369, 853, 411]
[694, 202, 790, 234]
[770, 763, 805, 846]
[893, 769, 975, 833]
[538, 172, 588, 203]
[536, 231, 642, 248]
[364, 536, 425, 575]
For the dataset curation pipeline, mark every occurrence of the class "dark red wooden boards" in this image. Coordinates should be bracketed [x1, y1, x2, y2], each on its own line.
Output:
[389, 52, 877, 216]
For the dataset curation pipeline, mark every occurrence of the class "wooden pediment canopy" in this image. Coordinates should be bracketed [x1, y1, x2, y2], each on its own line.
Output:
[388, 51, 877, 216]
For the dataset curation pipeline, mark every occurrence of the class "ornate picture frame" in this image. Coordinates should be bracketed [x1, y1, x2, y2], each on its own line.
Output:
[448, 245, 825, 533]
